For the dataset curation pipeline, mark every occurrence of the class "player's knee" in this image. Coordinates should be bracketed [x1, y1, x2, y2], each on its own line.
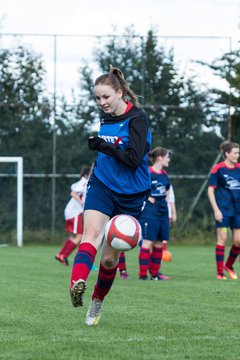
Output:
[102, 256, 119, 269]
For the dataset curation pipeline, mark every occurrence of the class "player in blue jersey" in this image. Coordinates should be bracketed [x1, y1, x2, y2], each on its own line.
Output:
[208, 140, 240, 280]
[138, 146, 172, 280]
[70, 66, 152, 325]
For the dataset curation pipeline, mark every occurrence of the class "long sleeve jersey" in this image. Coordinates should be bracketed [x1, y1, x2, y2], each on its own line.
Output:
[93, 104, 152, 195]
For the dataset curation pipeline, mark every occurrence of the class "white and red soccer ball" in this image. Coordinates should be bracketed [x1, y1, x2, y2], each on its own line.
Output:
[104, 214, 142, 251]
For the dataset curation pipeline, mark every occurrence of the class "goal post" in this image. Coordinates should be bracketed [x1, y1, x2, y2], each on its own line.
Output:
[0, 157, 23, 247]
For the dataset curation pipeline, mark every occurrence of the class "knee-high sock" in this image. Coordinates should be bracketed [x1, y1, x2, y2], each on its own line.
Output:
[149, 246, 162, 276]
[59, 238, 77, 258]
[216, 244, 225, 275]
[138, 247, 150, 277]
[118, 252, 126, 271]
[225, 244, 240, 268]
[70, 242, 97, 288]
[92, 262, 118, 301]
[58, 239, 71, 256]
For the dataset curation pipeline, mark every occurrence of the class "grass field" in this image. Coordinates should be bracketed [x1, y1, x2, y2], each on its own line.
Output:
[1, 244, 240, 360]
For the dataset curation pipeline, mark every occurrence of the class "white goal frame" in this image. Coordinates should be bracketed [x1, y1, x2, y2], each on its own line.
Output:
[0, 157, 23, 247]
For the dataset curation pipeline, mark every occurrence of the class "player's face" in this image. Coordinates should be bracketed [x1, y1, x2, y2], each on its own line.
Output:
[226, 147, 239, 164]
[94, 84, 123, 115]
[161, 153, 171, 167]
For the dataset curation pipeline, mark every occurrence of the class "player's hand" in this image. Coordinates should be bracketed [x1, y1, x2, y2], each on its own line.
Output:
[214, 209, 223, 223]
[148, 196, 156, 204]
[88, 136, 104, 150]
[172, 213, 177, 223]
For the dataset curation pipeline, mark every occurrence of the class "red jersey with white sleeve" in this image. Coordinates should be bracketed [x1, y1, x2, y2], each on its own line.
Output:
[64, 177, 88, 220]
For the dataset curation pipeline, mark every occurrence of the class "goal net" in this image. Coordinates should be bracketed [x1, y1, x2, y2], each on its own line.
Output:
[0, 157, 23, 247]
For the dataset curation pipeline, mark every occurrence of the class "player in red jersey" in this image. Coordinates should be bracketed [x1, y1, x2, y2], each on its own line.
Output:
[208, 140, 240, 280]
[55, 166, 91, 266]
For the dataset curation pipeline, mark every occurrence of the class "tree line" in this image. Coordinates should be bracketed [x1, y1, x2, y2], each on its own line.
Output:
[0, 27, 239, 242]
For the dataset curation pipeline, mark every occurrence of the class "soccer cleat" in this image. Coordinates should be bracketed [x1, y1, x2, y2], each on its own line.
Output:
[224, 265, 238, 280]
[217, 273, 227, 280]
[150, 274, 163, 281]
[70, 279, 86, 307]
[55, 254, 69, 266]
[91, 264, 98, 271]
[139, 275, 148, 280]
[119, 270, 129, 279]
[157, 272, 171, 280]
[150, 272, 170, 281]
[85, 298, 103, 326]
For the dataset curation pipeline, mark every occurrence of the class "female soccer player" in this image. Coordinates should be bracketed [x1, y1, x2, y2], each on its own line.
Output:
[138, 147, 172, 280]
[55, 166, 91, 266]
[208, 140, 240, 280]
[118, 185, 177, 280]
[70, 66, 152, 325]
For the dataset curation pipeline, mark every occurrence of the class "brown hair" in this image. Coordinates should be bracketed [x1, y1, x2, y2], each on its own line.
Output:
[94, 65, 139, 107]
[148, 147, 171, 163]
[220, 140, 239, 159]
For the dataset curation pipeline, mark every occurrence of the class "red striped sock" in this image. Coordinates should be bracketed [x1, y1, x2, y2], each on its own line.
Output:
[138, 247, 150, 277]
[58, 239, 70, 255]
[70, 242, 97, 288]
[118, 252, 126, 271]
[216, 244, 225, 275]
[92, 262, 118, 301]
[149, 246, 162, 276]
[225, 244, 240, 268]
[61, 238, 77, 258]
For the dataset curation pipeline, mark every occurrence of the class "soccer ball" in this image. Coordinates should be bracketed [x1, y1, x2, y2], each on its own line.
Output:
[104, 214, 142, 251]
[162, 250, 172, 262]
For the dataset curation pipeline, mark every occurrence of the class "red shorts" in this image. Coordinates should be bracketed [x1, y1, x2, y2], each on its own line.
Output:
[65, 214, 83, 234]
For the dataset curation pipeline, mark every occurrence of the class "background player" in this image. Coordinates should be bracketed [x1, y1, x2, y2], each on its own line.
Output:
[55, 166, 91, 266]
[138, 147, 172, 280]
[118, 167, 177, 280]
[208, 140, 240, 280]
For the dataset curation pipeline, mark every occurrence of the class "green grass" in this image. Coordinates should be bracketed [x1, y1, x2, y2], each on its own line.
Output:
[0, 244, 240, 360]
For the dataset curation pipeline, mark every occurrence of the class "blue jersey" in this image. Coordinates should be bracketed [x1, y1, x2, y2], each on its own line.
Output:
[93, 104, 151, 195]
[208, 161, 240, 216]
[140, 166, 170, 218]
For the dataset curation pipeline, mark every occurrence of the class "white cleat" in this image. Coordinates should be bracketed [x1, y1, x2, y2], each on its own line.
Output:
[85, 298, 103, 326]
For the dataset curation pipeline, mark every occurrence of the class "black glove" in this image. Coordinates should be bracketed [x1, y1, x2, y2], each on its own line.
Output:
[88, 136, 104, 151]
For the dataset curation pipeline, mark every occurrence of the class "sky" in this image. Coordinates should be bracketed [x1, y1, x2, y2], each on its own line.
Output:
[1, 0, 240, 98]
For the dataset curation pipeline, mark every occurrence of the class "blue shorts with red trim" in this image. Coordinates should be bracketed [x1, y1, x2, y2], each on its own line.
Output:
[84, 174, 149, 220]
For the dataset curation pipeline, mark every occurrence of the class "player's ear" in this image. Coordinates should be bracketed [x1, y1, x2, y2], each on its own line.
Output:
[117, 88, 123, 99]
